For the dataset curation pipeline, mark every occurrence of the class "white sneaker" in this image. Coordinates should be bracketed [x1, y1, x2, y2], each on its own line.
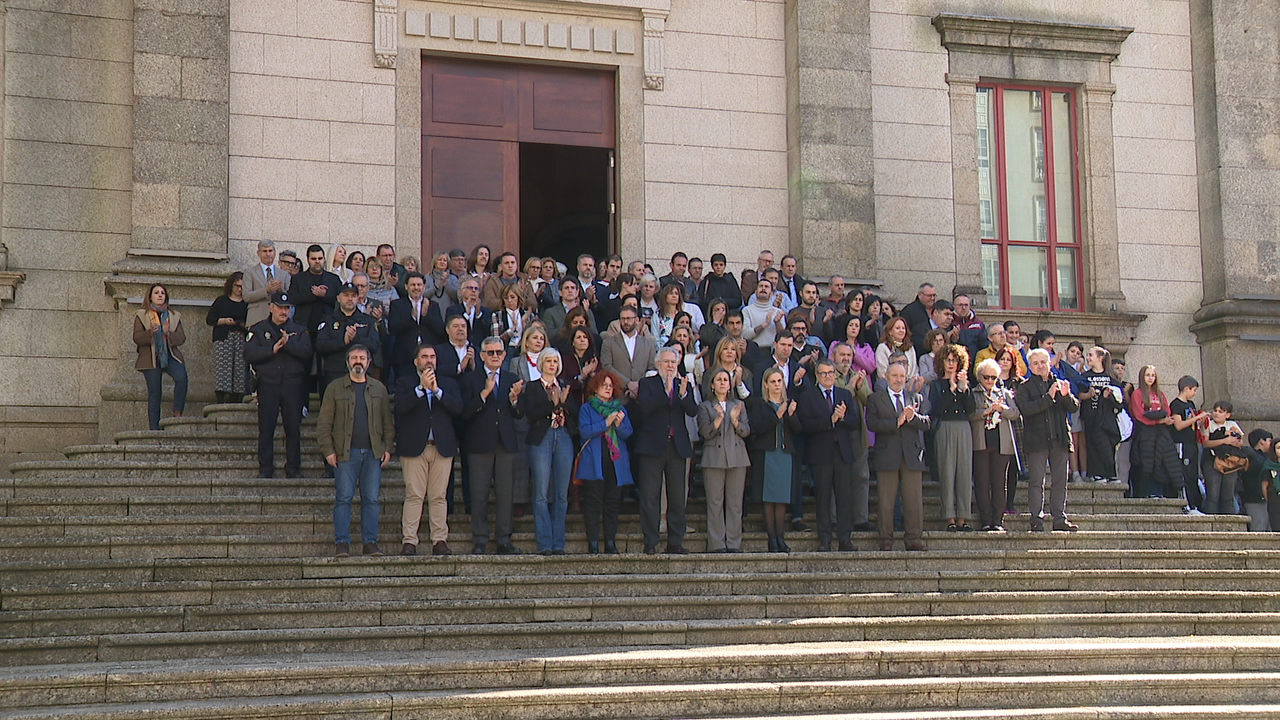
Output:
[1184, 507, 1206, 516]
[302, 406, 309, 418]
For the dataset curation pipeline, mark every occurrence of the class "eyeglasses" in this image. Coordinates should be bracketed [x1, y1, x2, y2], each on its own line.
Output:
[817, 370, 836, 376]
[482, 350, 505, 356]
[981, 375, 998, 380]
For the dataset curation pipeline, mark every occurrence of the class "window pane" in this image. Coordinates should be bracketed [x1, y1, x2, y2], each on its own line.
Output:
[982, 243, 1002, 307]
[1051, 92, 1076, 245]
[976, 87, 999, 240]
[1008, 245, 1049, 308]
[1001, 89, 1046, 243]
[1056, 248, 1079, 310]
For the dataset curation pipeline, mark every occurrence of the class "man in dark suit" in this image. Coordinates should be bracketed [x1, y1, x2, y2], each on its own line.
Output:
[290, 244, 341, 333]
[434, 315, 478, 381]
[798, 359, 862, 551]
[388, 272, 446, 381]
[898, 282, 938, 339]
[460, 336, 525, 555]
[445, 275, 493, 349]
[776, 254, 805, 307]
[635, 347, 699, 554]
[865, 360, 932, 551]
[394, 343, 462, 556]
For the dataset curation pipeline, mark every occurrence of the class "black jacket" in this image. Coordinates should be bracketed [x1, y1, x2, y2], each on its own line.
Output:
[393, 374, 462, 458]
[746, 396, 802, 453]
[244, 318, 312, 384]
[388, 296, 446, 365]
[289, 270, 341, 332]
[314, 309, 381, 375]
[1016, 374, 1080, 453]
[698, 272, 742, 314]
[634, 374, 699, 459]
[460, 368, 523, 454]
[519, 379, 579, 446]
[797, 384, 860, 465]
[444, 303, 494, 349]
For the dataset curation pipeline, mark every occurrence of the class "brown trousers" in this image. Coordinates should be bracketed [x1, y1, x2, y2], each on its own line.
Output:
[877, 467, 924, 543]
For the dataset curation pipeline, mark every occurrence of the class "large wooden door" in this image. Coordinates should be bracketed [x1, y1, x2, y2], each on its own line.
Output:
[422, 57, 615, 259]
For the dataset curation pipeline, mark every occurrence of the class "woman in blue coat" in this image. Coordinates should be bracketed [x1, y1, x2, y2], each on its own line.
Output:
[577, 369, 634, 554]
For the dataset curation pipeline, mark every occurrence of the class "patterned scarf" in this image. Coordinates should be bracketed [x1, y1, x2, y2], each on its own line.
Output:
[588, 395, 625, 461]
[150, 307, 171, 369]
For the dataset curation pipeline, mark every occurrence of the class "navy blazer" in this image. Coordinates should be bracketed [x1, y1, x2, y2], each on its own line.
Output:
[433, 341, 478, 380]
[797, 384, 860, 465]
[460, 368, 523, 454]
[393, 374, 462, 458]
[751, 355, 811, 397]
[388, 297, 446, 365]
[634, 374, 699, 459]
[444, 303, 494, 349]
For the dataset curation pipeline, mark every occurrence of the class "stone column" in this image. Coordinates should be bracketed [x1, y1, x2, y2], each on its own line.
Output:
[1189, 0, 1280, 424]
[784, 0, 877, 283]
[945, 74, 986, 306]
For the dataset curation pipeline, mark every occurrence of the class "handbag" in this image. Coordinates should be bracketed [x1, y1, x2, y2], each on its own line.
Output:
[1213, 452, 1250, 475]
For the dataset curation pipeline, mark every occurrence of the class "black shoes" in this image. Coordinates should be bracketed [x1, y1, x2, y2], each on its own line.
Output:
[791, 518, 811, 532]
[496, 542, 522, 555]
[1052, 520, 1080, 532]
[643, 545, 658, 555]
[604, 541, 619, 554]
[665, 545, 690, 554]
[472, 543, 487, 555]
[587, 541, 600, 554]
[431, 541, 452, 556]
[838, 540, 855, 551]
[400, 543, 416, 556]
[363, 543, 384, 557]
[334, 542, 350, 558]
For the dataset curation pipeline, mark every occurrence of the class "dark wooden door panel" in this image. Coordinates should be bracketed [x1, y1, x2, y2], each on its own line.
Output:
[520, 66, 615, 147]
[422, 136, 518, 259]
[422, 59, 518, 141]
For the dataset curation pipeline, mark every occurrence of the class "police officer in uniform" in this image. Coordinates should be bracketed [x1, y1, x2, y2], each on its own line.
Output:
[245, 291, 312, 478]
[316, 282, 382, 391]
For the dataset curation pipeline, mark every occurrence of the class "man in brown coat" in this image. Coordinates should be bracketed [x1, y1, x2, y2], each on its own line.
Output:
[317, 344, 395, 558]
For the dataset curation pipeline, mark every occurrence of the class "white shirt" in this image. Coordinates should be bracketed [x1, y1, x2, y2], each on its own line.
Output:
[451, 342, 468, 365]
[261, 262, 276, 280]
[623, 331, 638, 360]
[772, 356, 791, 385]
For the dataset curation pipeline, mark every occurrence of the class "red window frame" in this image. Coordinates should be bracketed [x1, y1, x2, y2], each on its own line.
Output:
[980, 83, 1085, 312]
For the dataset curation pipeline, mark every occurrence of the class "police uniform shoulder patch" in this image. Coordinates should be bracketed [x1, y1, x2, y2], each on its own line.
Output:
[246, 332, 254, 341]
[332, 322, 339, 329]
[319, 322, 327, 331]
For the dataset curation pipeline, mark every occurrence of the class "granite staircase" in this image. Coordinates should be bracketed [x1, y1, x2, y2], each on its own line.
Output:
[1, 401, 1275, 719]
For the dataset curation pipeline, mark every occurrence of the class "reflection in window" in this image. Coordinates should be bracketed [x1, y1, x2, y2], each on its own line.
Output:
[978, 85, 1082, 311]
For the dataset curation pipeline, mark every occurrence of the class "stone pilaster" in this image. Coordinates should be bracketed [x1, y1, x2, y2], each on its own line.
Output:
[784, 0, 876, 283]
[944, 73, 986, 306]
[131, 0, 230, 258]
[1189, 0, 1280, 423]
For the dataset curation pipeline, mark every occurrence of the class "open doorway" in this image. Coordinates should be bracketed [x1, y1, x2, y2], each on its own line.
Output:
[519, 143, 612, 269]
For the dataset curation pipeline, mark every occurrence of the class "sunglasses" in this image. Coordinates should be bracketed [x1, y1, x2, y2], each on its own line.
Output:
[482, 349, 505, 356]
[981, 375, 998, 380]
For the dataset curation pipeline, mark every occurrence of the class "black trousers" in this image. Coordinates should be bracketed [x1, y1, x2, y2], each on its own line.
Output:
[583, 458, 621, 544]
[637, 440, 688, 547]
[258, 379, 303, 476]
[810, 457, 855, 543]
[1084, 424, 1118, 479]
[468, 450, 515, 546]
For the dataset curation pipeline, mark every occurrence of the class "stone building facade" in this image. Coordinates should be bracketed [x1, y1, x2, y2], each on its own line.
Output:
[0, 0, 1275, 470]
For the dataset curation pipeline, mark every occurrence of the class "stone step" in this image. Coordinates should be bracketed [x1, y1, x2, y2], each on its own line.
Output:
[0, 511, 1243, 544]
[10, 589, 1280, 642]
[6, 544, 1276, 579]
[5, 460, 406, 480]
[0, 637, 1276, 711]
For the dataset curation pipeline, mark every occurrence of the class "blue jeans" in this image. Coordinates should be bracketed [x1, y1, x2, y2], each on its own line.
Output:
[529, 427, 573, 551]
[334, 448, 381, 544]
[141, 360, 188, 431]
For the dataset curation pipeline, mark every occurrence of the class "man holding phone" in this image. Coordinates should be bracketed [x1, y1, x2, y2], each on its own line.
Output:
[1016, 348, 1082, 531]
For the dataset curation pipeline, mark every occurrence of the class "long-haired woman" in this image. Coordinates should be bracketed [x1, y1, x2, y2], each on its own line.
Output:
[1078, 346, 1124, 482]
[1128, 365, 1184, 498]
[698, 368, 752, 552]
[467, 244, 492, 282]
[206, 272, 250, 404]
[876, 316, 917, 379]
[133, 283, 188, 431]
[328, 244, 352, 282]
[930, 344, 976, 531]
[521, 348, 577, 554]
[748, 367, 802, 552]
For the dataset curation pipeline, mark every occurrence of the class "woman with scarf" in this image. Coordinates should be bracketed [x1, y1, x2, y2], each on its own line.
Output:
[577, 370, 633, 554]
[133, 283, 188, 431]
[427, 251, 457, 307]
[205, 272, 249, 404]
[970, 358, 1019, 531]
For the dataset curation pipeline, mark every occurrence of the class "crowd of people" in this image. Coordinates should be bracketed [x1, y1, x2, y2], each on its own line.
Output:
[130, 243, 1280, 558]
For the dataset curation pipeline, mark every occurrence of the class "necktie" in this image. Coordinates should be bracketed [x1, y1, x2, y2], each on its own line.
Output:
[826, 389, 834, 410]
[266, 267, 273, 282]
[414, 301, 420, 323]
[894, 393, 904, 414]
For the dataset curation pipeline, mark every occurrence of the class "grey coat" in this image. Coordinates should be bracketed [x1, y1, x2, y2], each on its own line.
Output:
[970, 385, 1020, 455]
[697, 398, 752, 468]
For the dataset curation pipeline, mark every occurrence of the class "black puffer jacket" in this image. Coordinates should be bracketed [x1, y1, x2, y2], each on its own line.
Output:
[1015, 374, 1079, 454]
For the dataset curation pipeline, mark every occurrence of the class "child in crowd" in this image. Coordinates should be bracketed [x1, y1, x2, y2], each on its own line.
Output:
[1240, 429, 1274, 531]
[1200, 400, 1245, 515]
[1169, 377, 1209, 514]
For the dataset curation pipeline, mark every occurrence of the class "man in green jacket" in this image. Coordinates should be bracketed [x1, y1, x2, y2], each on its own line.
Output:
[317, 344, 395, 558]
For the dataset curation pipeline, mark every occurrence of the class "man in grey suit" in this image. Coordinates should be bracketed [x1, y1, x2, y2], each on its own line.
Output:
[865, 360, 932, 551]
[600, 306, 656, 401]
[244, 239, 292, 326]
[541, 276, 597, 338]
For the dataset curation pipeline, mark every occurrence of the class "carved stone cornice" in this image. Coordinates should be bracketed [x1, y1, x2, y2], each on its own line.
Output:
[995, 309, 1147, 358]
[642, 10, 666, 90]
[932, 13, 1133, 61]
[1190, 297, 1280, 345]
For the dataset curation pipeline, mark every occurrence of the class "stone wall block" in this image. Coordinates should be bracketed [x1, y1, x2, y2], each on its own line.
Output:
[135, 52, 182, 98]
[797, 29, 864, 71]
[6, 140, 132, 191]
[134, 97, 229, 144]
[179, 185, 229, 232]
[7, 53, 134, 104]
[798, 105, 872, 146]
[132, 184, 181, 229]
[135, 140, 228, 188]
[131, 226, 225, 253]
[182, 57, 231, 102]
[134, 9, 229, 60]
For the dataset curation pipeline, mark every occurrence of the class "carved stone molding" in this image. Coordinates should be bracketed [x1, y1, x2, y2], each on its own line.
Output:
[933, 13, 1133, 62]
[404, 9, 637, 59]
[375, 0, 399, 68]
[0, 243, 23, 314]
[642, 10, 666, 90]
